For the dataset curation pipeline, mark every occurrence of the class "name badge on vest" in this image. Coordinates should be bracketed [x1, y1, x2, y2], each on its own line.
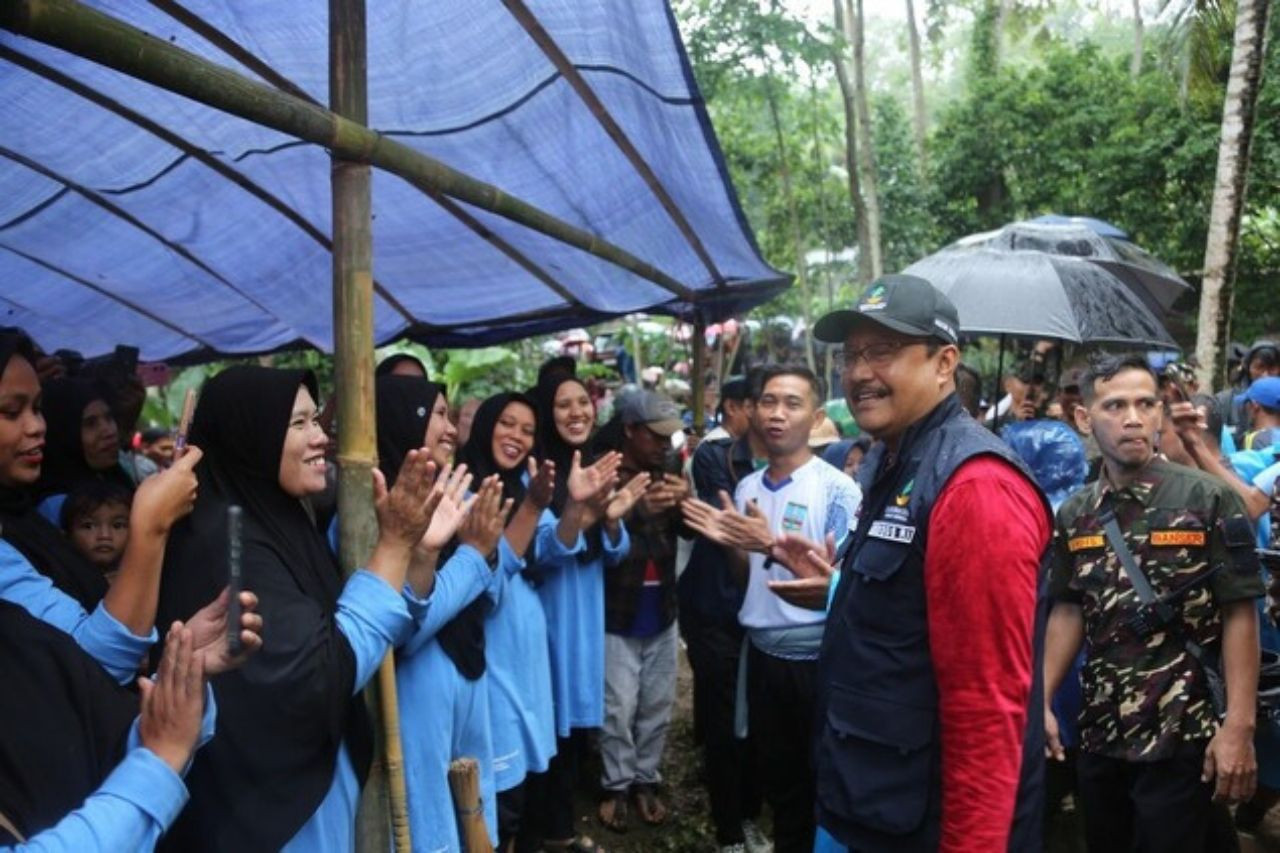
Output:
[868, 519, 916, 544]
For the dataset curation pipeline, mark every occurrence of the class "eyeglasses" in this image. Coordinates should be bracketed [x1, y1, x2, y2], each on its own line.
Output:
[835, 341, 916, 371]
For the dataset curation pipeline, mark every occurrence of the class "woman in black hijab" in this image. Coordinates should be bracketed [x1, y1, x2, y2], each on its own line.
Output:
[519, 372, 646, 853]
[457, 392, 563, 848]
[0, 332, 201, 684]
[34, 376, 135, 524]
[376, 374, 511, 850]
[156, 365, 441, 852]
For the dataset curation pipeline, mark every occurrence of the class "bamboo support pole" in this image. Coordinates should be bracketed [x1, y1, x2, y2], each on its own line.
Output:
[0, 0, 696, 302]
[692, 320, 706, 434]
[328, 1, 410, 851]
[448, 759, 494, 853]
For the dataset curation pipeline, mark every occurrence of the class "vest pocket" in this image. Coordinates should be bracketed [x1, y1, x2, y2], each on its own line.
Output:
[817, 684, 935, 835]
[850, 538, 911, 582]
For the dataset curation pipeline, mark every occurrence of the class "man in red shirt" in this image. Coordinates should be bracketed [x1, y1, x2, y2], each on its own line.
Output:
[773, 274, 1051, 852]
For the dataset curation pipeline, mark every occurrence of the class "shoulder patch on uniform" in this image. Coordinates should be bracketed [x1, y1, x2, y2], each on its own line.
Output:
[1068, 534, 1105, 552]
[1150, 530, 1207, 547]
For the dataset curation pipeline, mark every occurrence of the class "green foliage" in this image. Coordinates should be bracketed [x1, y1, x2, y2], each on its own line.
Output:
[436, 347, 522, 402]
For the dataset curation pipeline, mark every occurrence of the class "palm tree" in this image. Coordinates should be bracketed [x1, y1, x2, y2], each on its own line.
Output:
[1194, 0, 1272, 387]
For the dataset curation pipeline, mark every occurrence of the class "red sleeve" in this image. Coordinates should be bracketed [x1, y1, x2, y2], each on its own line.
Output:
[925, 456, 1049, 853]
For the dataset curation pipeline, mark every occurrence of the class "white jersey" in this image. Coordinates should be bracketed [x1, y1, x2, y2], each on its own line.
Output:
[736, 456, 862, 630]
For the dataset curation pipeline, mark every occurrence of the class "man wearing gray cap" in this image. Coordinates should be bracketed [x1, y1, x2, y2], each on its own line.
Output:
[598, 390, 690, 831]
[789, 274, 1052, 851]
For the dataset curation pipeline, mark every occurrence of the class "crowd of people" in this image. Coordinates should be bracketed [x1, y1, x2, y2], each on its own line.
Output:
[2, 270, 1280, 853]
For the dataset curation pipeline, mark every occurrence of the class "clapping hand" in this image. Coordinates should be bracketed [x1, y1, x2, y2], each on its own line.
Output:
[525, 457, 557, 510]
[567, 450, 621, 503]
[422, 464, 475, 552]
[458, 475, 514, 559]
[682, 491, 774, 553]
[766, 532, 837, 611]
[138, 622, 205, 773]
[373, 450, 442, 550]
[186, 586, 263, 675]
[603, 472, 652, 522]
[638, 473, 688, 517]
[769, 531, 837, 579]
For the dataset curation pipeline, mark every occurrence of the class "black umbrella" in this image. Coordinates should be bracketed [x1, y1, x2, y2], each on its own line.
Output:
[903, 229, 1179, 349]
[948, 221, 1191, 314]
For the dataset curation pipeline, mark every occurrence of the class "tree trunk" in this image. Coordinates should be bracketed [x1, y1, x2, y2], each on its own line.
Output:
[1194, 0, 1272, 389]
[905, 0, 929, 174]
[762, 78, 818, 373]
[1131, 0, 1144, 77]
[832, 0, 873, 285]
[846, 0, 884, 278]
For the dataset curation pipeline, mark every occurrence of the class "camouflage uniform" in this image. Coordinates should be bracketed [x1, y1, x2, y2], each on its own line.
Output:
[1050, 457, 1263, 762]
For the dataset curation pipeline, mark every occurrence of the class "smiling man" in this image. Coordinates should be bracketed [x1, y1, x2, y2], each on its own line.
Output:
[807, 274, 1051, 853]
[1044, 353, 1263, 851]
[681, 365, 861, 852]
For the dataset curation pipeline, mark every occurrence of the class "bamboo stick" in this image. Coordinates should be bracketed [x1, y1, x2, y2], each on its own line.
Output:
[691, 320, 707, 434]
[327, 1, 411, 851]
[448, 758, 494, 853]
[0, 0, 696, 302]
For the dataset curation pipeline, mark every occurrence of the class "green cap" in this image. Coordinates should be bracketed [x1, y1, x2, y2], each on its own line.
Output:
[813, 273, 960, 345]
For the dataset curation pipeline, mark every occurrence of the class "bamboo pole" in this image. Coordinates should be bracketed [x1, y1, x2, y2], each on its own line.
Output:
[328, 1, 410, 851]
[691, 320, 707, 434]
[0, 0, 696, 302]
[448, 759, 494, 853]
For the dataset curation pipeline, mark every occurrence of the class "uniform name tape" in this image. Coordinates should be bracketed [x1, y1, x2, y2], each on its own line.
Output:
[1068, 534, 1105, 552]
[1150, 530, 1206, 547]
[868, 520, 916, 544]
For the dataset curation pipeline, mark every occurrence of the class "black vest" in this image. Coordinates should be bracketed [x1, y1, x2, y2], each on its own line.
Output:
[815, 394, 1051, 851]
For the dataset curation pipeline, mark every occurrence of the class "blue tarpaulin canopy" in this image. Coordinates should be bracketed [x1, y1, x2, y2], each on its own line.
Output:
[0, 1, 788, 361]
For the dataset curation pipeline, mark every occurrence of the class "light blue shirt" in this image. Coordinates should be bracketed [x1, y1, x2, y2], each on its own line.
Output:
[281, 569, 415, 853]
[0, 540, 154, 684]
[397, 545, 499, 852]
[486, 536, 556, 791]
[534, 509, 629, 737]
[4, 687, 217, 852]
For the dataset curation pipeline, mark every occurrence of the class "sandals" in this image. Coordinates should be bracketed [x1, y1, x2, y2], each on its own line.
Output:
[597, 789, 629, 834]
[631, 783, 668, 826]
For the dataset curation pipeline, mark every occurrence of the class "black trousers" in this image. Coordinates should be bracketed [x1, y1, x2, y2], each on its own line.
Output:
[497, 782, 524, 851]
[1075, 743, 1237, 853]
[681, 615, 763, 846]
[746, 642, 817, 853]
[515, 729, 586, 852]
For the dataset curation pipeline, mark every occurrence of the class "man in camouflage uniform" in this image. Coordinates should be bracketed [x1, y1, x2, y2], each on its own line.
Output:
[1044, 353, 1263, 851]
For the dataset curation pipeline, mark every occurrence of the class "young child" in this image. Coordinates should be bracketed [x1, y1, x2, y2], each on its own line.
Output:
[60, 480, 132, 584]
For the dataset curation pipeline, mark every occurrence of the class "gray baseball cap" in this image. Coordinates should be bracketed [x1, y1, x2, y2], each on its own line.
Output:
[619, 390, 684, 437]
[813, 273, 961, 346]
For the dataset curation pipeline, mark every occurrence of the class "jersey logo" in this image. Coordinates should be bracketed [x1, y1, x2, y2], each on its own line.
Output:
[1150, 530, 1206, 547]
[868, 520, 916, 543]
[1068, 534, 1105, 552]
[895, 479, 914, 507]
[781, 502, 808, 532]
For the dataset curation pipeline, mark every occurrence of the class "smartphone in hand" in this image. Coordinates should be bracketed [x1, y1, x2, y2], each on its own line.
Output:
[227, 505, 243, 657]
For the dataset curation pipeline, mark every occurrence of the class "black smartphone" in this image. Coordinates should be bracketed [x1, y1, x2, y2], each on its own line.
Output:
[227, 505, 244, 657]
